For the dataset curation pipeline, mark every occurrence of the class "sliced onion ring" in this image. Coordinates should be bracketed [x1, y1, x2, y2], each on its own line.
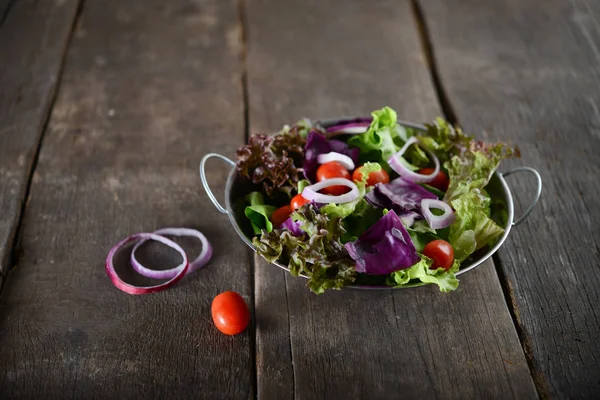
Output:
[330, 125, 368, 134]
[387, 137, 440, 183]
[302, 178, 360, 204]
[106, 233, 189, 295]
[317, 152, 355, 170]
[421, 199, 456, 229]
[326, 120, 371, 134]
[131, 228, 212, 279]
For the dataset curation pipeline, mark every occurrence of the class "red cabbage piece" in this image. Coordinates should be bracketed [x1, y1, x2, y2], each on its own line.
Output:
[281, 216, 304, 237]
[366, 177, 437, 213]
[303, 130, 360, 183]
[344, 210, 419, 274]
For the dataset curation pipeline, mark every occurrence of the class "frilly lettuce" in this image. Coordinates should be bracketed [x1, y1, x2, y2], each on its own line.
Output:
[236, 122, 308, 196]
[347, 107, 401, 169]
[449, 188, 504, 262]
[253, 204, 357, 294]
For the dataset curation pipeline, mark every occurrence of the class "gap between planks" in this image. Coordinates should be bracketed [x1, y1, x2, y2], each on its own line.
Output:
[410, 0, 545, 397]
[0, 0, 17, 29]
[0, 0, 86, 298]
[236, 0, 258, 398]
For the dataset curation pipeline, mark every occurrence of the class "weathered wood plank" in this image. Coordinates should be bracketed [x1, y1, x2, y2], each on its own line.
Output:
[246, 0, 538, 398]
[0, 0, 253, 398]
[420, 0, 600, 397]
[0, 0, 80, 277]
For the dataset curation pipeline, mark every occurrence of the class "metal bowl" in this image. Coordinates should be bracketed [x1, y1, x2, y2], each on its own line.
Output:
[200, 118, 542, 290]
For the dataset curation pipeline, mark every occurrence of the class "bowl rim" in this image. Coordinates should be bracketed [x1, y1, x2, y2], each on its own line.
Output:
[223, 118, 515, 290]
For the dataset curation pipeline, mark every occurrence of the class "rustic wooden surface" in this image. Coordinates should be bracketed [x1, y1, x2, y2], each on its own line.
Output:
[1, 0, 599, 398]
[0, 0, 80, 279]
[0, 0, 253, 398]
[420, 0, 600, 398]
[246, 0, 536, 398]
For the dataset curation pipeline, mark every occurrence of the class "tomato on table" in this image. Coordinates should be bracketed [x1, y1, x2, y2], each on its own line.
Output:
[352, 166, 390, 186]
[418, 168, 449, 192]
[211, 291, 250, 335]
[423, 239, 454, 270]
[271, 205, 292, 227]
[290, 194, 310, 210]
[316, 161, 351, 195]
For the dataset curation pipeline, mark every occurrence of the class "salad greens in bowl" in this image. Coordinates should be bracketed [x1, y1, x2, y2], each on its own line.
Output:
[200, 106, 541, 294]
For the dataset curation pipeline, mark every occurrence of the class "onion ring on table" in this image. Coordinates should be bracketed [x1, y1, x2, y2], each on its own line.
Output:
[106, 233, 189, 295]
[130, 228, 212, 279]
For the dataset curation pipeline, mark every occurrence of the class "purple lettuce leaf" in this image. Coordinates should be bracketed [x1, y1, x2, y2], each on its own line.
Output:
[303, 130, 360, 183]
[345, 210, 420, 274]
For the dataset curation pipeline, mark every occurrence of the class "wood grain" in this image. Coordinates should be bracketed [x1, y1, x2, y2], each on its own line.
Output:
[0, 0, 79, 277]
[420, 0, 600, 397]
[246, 0, 537, 398]
[0, 0, 253, 398]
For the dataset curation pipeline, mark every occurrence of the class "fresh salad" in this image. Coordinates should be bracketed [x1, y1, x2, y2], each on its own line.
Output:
[235, 107, 518, 294]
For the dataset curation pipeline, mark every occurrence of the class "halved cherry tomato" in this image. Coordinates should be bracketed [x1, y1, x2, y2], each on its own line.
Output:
[418, 168, 449, 192]
[352, 166, 390, 186]
[291, 194, 310, 210]
[270, 205, 292, 227]
[211, 291, 250, 335]
[316, 161, 351, 195]
[423, 239, 454, 270]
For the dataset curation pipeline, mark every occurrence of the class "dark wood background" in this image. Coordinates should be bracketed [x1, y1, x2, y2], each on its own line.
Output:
[0, 0, 598, 398]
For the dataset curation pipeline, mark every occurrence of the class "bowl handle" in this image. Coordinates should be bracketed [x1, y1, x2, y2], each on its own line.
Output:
[501, 167, 542, 227]
[199, 153, 235, 214]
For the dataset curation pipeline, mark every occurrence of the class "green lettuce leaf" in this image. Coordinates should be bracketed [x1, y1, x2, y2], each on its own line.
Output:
[253, 204, 357, 294]
[449, 189, 504, 261]
[341, 200, 384, 243]
[347, 107, 400, 169]
[297, 179, 311, 194]
[320, 182, 367, 219]
[354, 162, 384, 185]
[387, 256, 460, 292]
[244, 192, 276, 235]
[444, 142, 517, 202]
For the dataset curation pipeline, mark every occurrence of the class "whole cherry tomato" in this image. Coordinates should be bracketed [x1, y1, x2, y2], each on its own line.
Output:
[270, 205, 292, 228]
[418, 168, 449, 192]
[290, 194, 310, 210]
[316, 161, 351, 195]
[352, 166, 390, 186]
[423, 239, 454, 270]
[211, 291, 250, 335]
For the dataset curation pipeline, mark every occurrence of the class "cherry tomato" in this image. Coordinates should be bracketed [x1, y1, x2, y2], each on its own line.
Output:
[418, 168, 449, 192]
[271, 205, 292, 227]
[352, 166, 390, 186]
[316, 161, 351, 195]
[423, 239, 454, 270]
[290, 194, 310, 210]
[211, 291, 250, 335]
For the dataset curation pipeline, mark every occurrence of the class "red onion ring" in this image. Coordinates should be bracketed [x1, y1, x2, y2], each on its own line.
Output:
[387, 137, 440, 183]
[326, 120, 372, 134]
[302, 178, 360, 204]
[106, 233, 189, 295]
[130, 228, 212, 279]
[421, 199, 456, 229]
[317, 152, 355, 170]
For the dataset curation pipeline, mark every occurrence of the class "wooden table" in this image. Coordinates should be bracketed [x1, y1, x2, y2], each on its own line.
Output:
[1, 0, 599, 398]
